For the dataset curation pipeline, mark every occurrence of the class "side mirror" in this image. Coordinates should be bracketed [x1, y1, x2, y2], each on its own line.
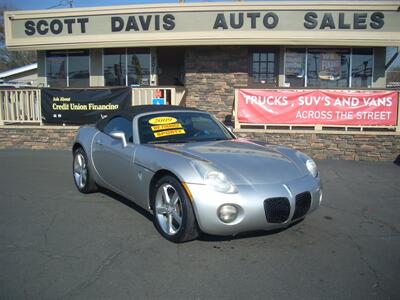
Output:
[110, 131, 127, 148]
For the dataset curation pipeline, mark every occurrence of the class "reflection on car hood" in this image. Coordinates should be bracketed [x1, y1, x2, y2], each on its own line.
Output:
[153, 139, 306, 185]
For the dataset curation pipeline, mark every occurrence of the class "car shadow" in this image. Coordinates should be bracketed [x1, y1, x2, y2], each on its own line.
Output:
[198, 218, 305, 242]
[99, 188, 153, 222]
[394, 155, 400, 166]
[99, 187, 305, 242]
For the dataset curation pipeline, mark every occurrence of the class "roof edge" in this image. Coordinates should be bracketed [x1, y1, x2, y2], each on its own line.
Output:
[0, 63, 38, 79]
[5, 1, 400, 18]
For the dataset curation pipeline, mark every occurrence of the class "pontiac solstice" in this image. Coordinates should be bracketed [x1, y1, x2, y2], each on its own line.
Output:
[72, 105, 322, 242]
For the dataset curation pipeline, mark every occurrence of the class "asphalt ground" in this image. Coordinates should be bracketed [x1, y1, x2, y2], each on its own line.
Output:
[0, 149, 399, 300]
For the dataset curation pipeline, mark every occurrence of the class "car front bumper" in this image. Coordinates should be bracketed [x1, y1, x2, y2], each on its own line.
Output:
[187, 175, 322, 236]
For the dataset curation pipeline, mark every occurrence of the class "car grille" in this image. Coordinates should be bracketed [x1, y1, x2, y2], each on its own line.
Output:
[293, 192, 312, 220]
[264, 197, 290, 223]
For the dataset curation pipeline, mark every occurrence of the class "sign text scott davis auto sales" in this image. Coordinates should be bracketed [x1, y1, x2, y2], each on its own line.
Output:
[22, 11, 385, 36]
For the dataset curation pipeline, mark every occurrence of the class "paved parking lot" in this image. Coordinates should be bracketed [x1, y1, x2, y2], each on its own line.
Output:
[0, 149, 399, 299]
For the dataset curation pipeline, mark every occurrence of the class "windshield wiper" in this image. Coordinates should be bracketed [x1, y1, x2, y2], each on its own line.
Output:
[201, 137, 231, 141]
[148, 139, 189, 144]
[147, 137, 232, 144]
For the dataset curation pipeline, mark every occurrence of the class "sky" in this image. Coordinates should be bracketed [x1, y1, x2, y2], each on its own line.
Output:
[1, 0, 382, 11]
[1, 0, 229, 10]
[1, 0, 203, 10]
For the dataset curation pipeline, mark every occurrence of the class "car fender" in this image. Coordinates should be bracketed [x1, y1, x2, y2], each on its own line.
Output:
[73, 126, 102, 184]
[133, 144, 209, 209]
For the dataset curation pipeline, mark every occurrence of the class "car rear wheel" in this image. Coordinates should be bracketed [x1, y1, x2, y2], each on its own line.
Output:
[153, 175, 199, 243]
[73, 148, 98, 193]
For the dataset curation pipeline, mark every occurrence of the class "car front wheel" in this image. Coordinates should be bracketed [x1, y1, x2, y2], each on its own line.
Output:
[73, 148, 98, 193]
[153, 175, 199, 243]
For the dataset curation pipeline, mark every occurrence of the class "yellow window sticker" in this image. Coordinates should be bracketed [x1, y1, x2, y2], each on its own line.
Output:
[149, 116, 177, 125]
[154, 129, 186, 138]
[151, 123, 183, 132]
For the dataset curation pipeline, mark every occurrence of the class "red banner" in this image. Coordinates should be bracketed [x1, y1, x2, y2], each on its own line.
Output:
[237, 89, 398, 126]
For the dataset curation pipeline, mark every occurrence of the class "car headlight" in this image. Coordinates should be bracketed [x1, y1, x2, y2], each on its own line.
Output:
[306, 159, 318, 177]
[204, 170, 237, 194]
[192, 162, 237, 194]
[295, 151, 318, 178]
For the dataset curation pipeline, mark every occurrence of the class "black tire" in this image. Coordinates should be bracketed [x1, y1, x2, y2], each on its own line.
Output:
[72, 148, 98, 194]
[152, 175, 199, 243]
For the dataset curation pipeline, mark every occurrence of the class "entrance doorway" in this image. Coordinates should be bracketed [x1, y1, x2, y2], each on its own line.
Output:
[157, 47, 185, 86]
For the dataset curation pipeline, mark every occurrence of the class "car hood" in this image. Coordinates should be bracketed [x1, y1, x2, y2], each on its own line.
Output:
[153, 139, 307, 185]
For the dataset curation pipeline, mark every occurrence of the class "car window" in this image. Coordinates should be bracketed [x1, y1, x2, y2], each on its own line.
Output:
[103, 116, 133, 143]
[138, 112, 233, 144]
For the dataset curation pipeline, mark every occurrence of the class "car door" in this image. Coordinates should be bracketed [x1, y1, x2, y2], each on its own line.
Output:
[92, 116, 137, 199]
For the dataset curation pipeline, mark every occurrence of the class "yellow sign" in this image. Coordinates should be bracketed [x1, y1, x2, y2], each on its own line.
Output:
[154, 129, 186, 138]
[151, 123, 183, 132]
[149, 116, 177, 125]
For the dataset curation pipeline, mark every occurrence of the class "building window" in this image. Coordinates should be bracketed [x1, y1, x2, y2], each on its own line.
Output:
[351, 48, 373, 88]
[46, 50, 89, 88]
[127, 48, 150, 86]
[284, 47, 373, 88]
[307, 48, 350, 88]
[104, 48, 126, 86]
[284, 48, 306, 87]
[104, 48, 150, 87]
[386, 47, 400, 88]
[249, 49, 278, 86]
[46, 51, 67, 87]
[68, 50, 90, 87]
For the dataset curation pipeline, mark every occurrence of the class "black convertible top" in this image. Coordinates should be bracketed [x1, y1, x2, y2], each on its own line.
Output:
[96, 105, 202, 131]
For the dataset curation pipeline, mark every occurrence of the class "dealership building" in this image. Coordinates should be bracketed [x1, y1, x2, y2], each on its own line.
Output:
[1, 0, 400, 160]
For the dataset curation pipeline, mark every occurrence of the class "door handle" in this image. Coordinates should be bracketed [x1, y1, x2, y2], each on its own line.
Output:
[95, 139, 103, 146]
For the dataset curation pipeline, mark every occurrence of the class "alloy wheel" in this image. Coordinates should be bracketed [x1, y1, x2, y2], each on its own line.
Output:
[155, 183, 183, 235]
[73, 152, 87, 189]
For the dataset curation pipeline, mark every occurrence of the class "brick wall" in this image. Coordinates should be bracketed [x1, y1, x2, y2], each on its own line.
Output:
[0, 126, 78, 150]
[0, 126, 398, 161]
[185, 46, 248, 121]
[236, 131, 400, 161]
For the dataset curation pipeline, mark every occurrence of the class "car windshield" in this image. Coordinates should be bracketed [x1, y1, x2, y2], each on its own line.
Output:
[138, 111, 233, 144]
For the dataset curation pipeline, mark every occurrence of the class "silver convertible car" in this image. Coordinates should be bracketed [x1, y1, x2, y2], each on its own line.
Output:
[72, 105, 322, 242]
